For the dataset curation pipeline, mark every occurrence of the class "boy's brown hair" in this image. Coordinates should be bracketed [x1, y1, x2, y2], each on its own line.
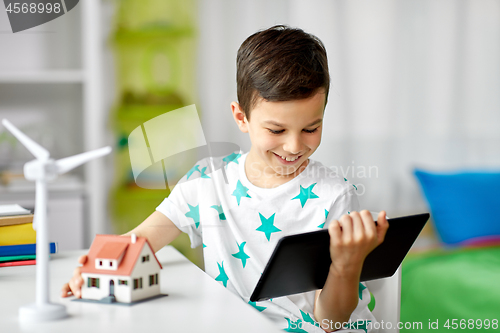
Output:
[236, 25, 330, 120]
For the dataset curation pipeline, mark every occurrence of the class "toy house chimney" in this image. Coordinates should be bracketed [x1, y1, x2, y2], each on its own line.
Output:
[131, 233, 136, 244]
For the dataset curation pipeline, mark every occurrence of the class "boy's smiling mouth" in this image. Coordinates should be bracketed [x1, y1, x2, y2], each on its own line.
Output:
[272, 152, 302, 163]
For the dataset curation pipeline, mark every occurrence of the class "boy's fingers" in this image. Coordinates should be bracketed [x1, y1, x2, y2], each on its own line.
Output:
[328, 220, 342, 245]
[78, 255, 88, 265]
[349, 211, 364, 241]
[61, 256, 86, 299]
[376, 211, 389, 244]
[69, 278, 82, 298]
[359, 210, 376, 239]
[75, 276, 83, 286]
[73, 266, 81, 278]
[339, 214, 353, 242]
[61, 283, 72, 297]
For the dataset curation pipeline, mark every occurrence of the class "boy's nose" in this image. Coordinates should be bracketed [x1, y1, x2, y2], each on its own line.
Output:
[283, 136, 304, 154]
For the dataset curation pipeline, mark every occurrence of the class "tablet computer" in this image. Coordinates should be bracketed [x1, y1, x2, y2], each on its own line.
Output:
[250, 213, 429, 302]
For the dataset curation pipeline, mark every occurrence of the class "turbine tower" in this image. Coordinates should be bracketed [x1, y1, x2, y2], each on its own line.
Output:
[1, 119, 112, 322]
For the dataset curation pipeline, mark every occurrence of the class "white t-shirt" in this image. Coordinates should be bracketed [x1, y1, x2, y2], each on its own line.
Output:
[156, 152, 378, 332]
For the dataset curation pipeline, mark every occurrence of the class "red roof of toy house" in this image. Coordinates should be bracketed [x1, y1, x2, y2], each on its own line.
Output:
[81, 234, 162, 276]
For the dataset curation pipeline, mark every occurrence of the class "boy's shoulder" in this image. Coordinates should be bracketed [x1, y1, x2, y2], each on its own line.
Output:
[194, 151, 243, 169]
[304, 159, 356, 195]
[180, 151, 242, 181]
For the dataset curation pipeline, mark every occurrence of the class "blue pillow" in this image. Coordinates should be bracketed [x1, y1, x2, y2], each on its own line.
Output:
[414, 169, 500, 245]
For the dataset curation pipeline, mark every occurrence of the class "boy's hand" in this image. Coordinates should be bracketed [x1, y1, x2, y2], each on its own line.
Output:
[61, 254, 87, 298]
[327, 210, 388, 276]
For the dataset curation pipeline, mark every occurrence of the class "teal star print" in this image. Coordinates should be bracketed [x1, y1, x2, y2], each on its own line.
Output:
[215, 261, 229, 287]
[292, 183, 319, 208]
[318, 209, 328, 228]
[186, 165, 200, 179]
[352, 184, 358, 191]
[203, 243, 207, 248]
[256, 213, 281, 241]
[231, 241, 250, 268]
[223, 152, 241, 165]
[210, 205, 226, 221]
[185, 203, 200, 228]
[359, 282, 366, 299]
[284, 318, 308, 333]
[232, 180, 251, 206]
[248, 301, 266, 312]
[300, 310, 318, 326]
[200, 166, 210, 179]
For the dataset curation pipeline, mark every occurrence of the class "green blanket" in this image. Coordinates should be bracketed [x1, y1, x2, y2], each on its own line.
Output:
[401, 246, 500, 332]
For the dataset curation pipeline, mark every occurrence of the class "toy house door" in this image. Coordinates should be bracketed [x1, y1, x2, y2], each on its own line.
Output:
[109, 280, 115, 296]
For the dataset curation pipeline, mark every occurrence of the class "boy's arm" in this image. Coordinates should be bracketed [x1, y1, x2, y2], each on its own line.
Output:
[123, 211, 182, 253]
[62, 211, 181, 298]
[313, 210, 388, 332]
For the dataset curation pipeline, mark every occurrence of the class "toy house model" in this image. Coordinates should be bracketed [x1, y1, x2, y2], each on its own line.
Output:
[81, 234, 162, 303]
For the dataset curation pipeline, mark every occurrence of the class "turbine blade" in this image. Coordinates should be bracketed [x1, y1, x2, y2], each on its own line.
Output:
[1, 119, 50, 160]
[56, 146, 112, 175]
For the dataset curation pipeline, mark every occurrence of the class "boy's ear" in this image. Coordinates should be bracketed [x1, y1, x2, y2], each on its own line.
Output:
[231, 102, 249, 133]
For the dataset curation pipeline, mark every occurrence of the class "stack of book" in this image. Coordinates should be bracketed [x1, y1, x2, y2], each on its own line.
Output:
[0, 204, 57, 267]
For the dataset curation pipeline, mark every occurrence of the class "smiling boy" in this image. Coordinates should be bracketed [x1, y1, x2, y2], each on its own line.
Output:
[63, 25, 388, 333]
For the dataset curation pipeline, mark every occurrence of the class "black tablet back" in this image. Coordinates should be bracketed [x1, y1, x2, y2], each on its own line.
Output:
[250, 213, 429, 302]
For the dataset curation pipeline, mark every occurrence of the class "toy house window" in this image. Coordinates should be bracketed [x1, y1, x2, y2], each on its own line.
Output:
[118, 280, 128, 286]
[99, 261, 102, 266]
[109, 262, 113, 267]
[148, 273, 159, 286]
[88, 278, 100, 288]
[133, 278, 143, 290]
[142, 255, 150, 262]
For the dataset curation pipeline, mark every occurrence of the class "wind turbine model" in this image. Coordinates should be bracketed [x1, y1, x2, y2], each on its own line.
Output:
[1, 119, 112, 322]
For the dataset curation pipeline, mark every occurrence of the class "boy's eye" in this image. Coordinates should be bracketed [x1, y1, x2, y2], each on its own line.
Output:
[268, 129, 284, 134]
[303, 127, 318, 134]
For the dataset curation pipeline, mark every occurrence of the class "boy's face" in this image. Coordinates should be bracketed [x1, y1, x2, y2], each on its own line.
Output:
[232, 90, 325, 183]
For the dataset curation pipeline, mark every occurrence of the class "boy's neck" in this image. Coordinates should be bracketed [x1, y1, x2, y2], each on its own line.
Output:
[244, 150, 309, 189]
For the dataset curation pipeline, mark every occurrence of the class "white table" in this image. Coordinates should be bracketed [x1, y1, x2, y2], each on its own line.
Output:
[0, 246, 283, 333]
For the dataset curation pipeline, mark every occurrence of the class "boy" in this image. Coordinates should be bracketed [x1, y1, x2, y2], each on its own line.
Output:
[62, 25, 388, 333]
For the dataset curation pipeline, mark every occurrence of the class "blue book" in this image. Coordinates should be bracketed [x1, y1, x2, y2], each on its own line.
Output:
[0, 242, 58, 256]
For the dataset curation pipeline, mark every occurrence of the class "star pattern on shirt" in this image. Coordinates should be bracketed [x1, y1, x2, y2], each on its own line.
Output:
[248, 301, 266, 312]
[359, 282, 367, 299]
[200, 166, 211, 179]
[231, 241, 250, 268]
[318, 209, 328, 228]
[215, 261, 229, 287]
[223, 152, 242, 166]
[300, 310, 318, 326]
[284, 318, 308, 333]
[232, 180, 251, 206]
[291, 183, 319, 208]
[185, 203, 200, 228]
[256, 213, 281, 241]
[210, 205, 226, 221]
[186, 165, 201, 179]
